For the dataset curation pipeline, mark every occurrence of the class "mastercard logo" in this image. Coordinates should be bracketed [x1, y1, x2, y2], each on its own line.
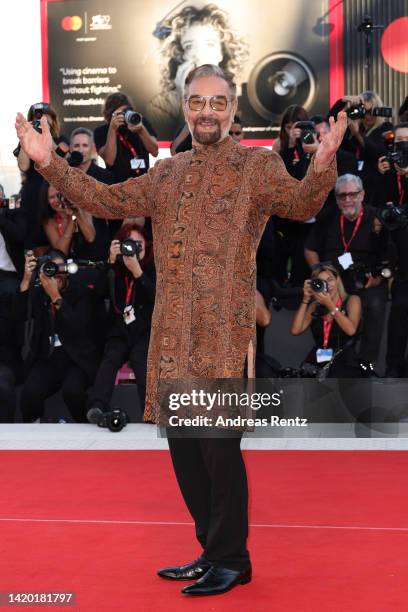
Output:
[61, 16, 83, 31]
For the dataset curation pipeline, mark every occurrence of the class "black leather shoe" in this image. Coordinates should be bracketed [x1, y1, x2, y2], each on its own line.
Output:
[157, 556, 211, 581]
[181, 565, 252, 596]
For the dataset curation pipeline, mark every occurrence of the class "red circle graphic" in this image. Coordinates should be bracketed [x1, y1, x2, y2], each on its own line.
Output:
[381, 17, 408, 73]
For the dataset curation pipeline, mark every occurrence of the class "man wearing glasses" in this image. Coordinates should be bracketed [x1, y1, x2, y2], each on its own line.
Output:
[305, 174, 389, 375]
[16, 64, 346, 597]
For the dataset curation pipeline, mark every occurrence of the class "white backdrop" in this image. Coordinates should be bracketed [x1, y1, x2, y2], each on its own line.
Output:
[0, 1, 42, 196]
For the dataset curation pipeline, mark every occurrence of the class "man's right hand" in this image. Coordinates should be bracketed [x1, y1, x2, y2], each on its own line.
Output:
[378, 156, 391, 175]
[15, 113, 53, 167]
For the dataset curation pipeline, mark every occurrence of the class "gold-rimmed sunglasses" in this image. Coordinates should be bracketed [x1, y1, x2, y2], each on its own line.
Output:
[185, 95, 233, 112]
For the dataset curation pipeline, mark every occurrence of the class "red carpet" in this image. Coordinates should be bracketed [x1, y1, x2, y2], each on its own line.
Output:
[0, 450, 408, 611]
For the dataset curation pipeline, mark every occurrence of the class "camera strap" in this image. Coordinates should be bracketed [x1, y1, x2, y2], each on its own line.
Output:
[117, 133, 138, 159]
[397, 175, 405, 204]
[340, 207, 364, 252]
[322, 297, 343, 348]
[124, 275, 134, 307]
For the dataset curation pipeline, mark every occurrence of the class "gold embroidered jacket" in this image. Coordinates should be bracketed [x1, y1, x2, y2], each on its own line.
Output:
[38, 136, 336, 422]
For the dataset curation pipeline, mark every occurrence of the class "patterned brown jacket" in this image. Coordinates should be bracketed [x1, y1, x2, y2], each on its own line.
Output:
[38, 136, 336, 422]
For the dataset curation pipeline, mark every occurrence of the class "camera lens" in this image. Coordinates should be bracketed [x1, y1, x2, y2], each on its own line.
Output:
[124, 110, 142, 126]
[310, 278, 328, 293]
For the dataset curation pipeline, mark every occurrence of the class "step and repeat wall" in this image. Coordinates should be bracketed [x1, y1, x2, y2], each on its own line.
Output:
[45, 0, 332, 142]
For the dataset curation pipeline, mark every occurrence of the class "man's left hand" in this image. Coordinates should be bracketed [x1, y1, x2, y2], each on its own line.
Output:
[314, 111, 348, 172]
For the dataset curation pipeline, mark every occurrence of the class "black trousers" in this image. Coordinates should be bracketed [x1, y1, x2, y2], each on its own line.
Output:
[88, 329, 149, 413]
[386, 280, 408, 375]
[0, 364, 16, 422]
[358, 284, 388, 363]
[167, 430, 250, 572]
[20, 348, 90, 422]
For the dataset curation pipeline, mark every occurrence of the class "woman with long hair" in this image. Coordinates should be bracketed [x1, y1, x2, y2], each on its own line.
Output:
[38, 182, 96, 257]
[87, 223, 155, 417]
[148, 3, 248, 139]
[17, 102, 69, 252]
[291, 264, 362, 377]
[272, 104, 315, 286]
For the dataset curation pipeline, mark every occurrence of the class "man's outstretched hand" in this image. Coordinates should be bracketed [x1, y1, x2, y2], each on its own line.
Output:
[314, 111, 348, 173]
[15, 113, 53, 167]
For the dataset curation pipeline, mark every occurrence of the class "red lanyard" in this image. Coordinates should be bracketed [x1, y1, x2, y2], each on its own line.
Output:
[340, 207, 363, 252]
[124, 276, 134, 306]
[322, 298, 343, 348]
[397, 175, 404, 205]
[117, 132, 138, 159]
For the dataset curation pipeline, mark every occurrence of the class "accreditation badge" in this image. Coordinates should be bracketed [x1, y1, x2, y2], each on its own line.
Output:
[316, 348, 333, 363]
[123, 305, 136, 325]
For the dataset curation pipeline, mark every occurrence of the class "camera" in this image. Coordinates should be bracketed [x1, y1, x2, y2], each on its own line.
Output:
[348, 260, 394, 290]
[66, 151, 84, 167]
[376, 204, 408, 232]
[310, 278, 328, 293]
[347, 104, 393, 120]
[37, 258, 79, 278]
[124, 110, 142, 126]
[87, 406, 129, 432]
[385, 141, 408, 169]
[30, 102, 51, 133]
[120, 239, 142, 258]
[296, 121, 316, 145]
[0, 196, 21, 211]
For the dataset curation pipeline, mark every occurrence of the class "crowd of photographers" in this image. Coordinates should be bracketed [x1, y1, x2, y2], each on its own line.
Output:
[0, 90, 407, 424]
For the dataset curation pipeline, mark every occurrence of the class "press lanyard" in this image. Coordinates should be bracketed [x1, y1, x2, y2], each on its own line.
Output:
[397, 175, 404, 205]
[340, 207, 363, 252]
[117, 132, 138, 159]
[322, 298, 343, 348]
[124, 276, 134, 306]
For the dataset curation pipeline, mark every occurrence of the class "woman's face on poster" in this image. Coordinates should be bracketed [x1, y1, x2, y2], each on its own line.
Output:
[180, 24, 223, 67]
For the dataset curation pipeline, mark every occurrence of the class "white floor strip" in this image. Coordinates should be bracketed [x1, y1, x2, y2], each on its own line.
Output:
[0, 517, 407, 532]
[1, 423, 408, 449]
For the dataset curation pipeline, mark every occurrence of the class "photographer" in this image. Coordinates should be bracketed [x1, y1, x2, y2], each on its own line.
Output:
[69, 127, 112, 259]
[381, 200, 408, 376]
[330, 92, 393, 205]
[305, 174, 390, 374]
[0, 186, 27, 297]
[0, 292, 23, 422]
[87, 224, 155, 418]
[377, 123, 408, 206]
[17, 250, 102, 422]
[38, 183, 96, 257]
[94, 92, 158, 184]
[16, 103, 69, 251]
[272, 105, 317, 286]
[291, 264, 361, 377]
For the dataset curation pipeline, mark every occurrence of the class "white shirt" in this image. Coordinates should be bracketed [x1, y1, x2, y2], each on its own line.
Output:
[0, 232, 16, 272]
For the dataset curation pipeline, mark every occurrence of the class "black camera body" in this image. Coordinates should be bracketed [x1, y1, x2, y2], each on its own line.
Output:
[35, 257, 78, 278]
[385, 141, 408, 169]
[120, 239, 142, 259]
[347, 104, 393, 120]
[310, 278, 328, 293]
[348, 260, 393, 290]
[376, 204, 408, 231]
[30, 102, 51, 133]
[296, 121, 316, 145]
